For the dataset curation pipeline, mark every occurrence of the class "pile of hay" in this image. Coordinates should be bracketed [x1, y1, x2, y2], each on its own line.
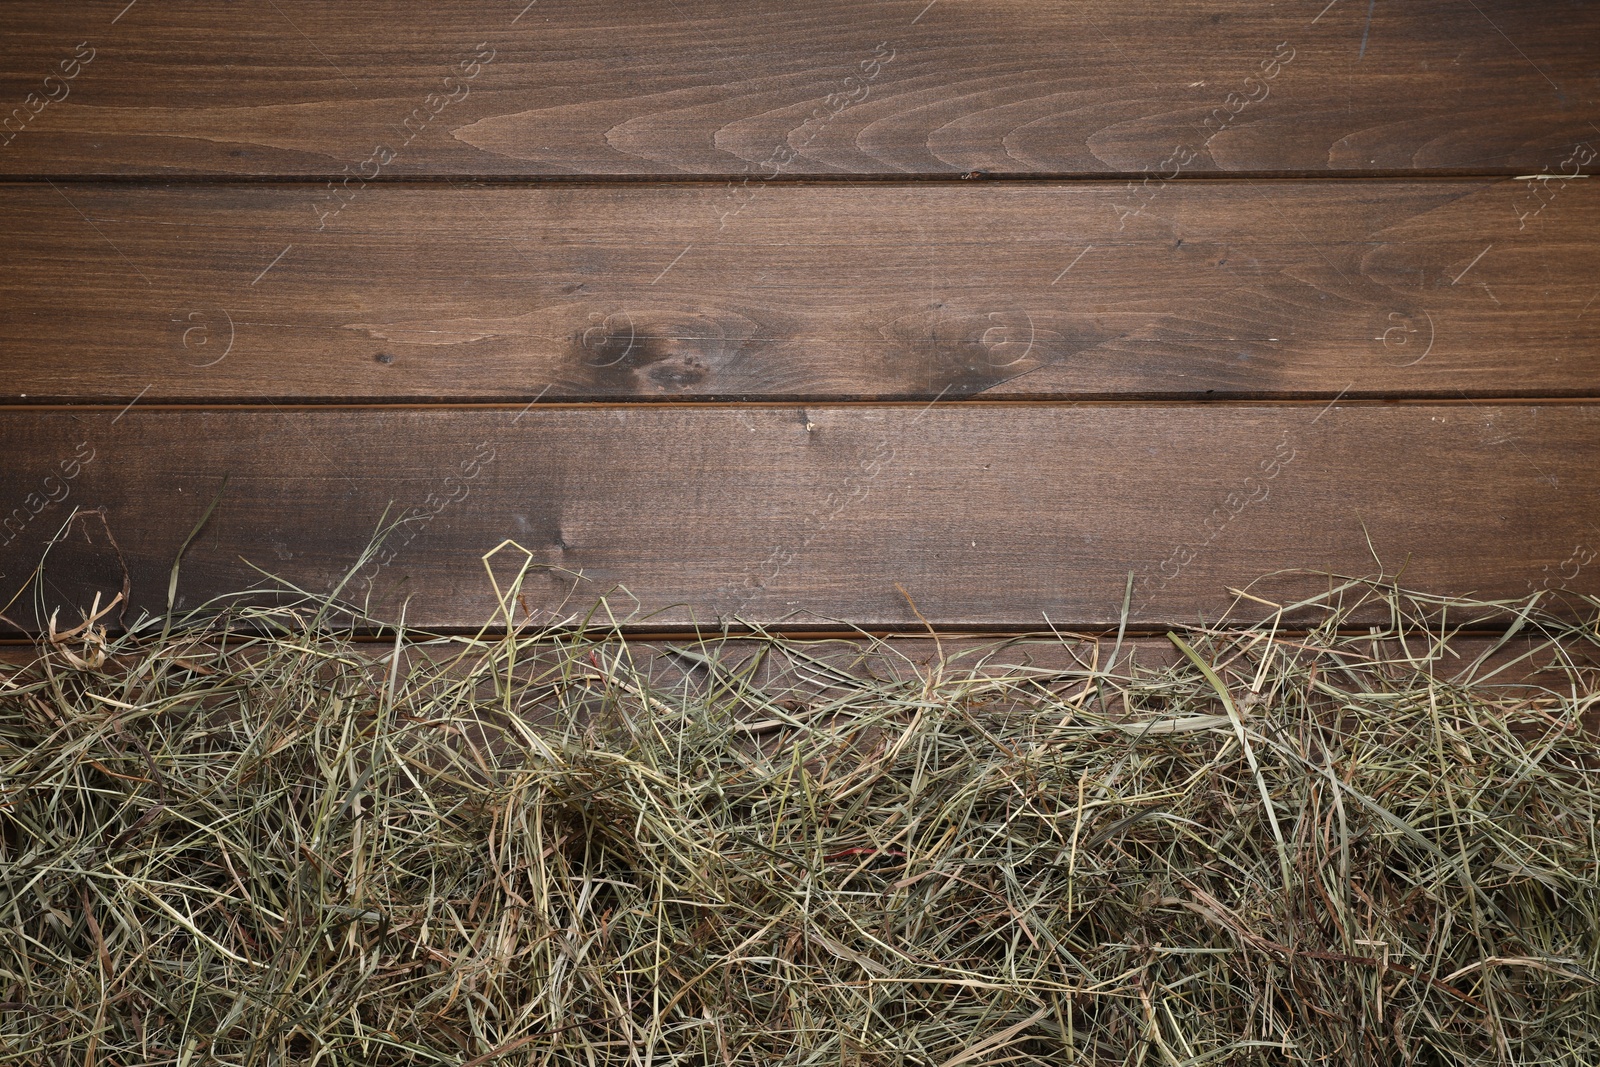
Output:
[2, 579, 1598, 1065]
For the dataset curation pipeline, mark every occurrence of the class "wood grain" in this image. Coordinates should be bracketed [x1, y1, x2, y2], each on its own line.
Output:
[5, 180, 1599, 403]
[0, 1, 1592, 178]
[2, 404, 1594, 633]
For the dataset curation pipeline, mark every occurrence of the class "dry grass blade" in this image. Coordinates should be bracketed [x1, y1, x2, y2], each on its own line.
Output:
[0, 574, 1597, 1065]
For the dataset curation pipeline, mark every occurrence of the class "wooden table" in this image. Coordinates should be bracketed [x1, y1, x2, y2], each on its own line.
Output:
[2, 0, 1595, 635]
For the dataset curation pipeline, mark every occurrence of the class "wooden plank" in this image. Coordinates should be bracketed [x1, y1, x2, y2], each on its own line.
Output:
[0, 1, 1592, 178]
[6, 635, 1587, 701]
[1, 404, 1594, 632]
[5, 179, 1599, 403]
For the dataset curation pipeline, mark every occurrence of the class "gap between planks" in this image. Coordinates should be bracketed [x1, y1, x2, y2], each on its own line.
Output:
[4, 172, 1573, 185]
[5, 398, 1600, 415]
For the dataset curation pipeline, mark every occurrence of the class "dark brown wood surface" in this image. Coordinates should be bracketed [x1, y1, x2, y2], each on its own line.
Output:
[2, 2, 1594, 638]
[5, 180, 1598, 403]
[0, 1, 1592, 178]
[6, 635, 1584, 703]
[3, 404, 1595, 632]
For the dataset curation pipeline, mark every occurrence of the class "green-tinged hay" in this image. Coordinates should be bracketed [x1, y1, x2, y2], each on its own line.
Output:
[1, 579, 1599, 1065]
